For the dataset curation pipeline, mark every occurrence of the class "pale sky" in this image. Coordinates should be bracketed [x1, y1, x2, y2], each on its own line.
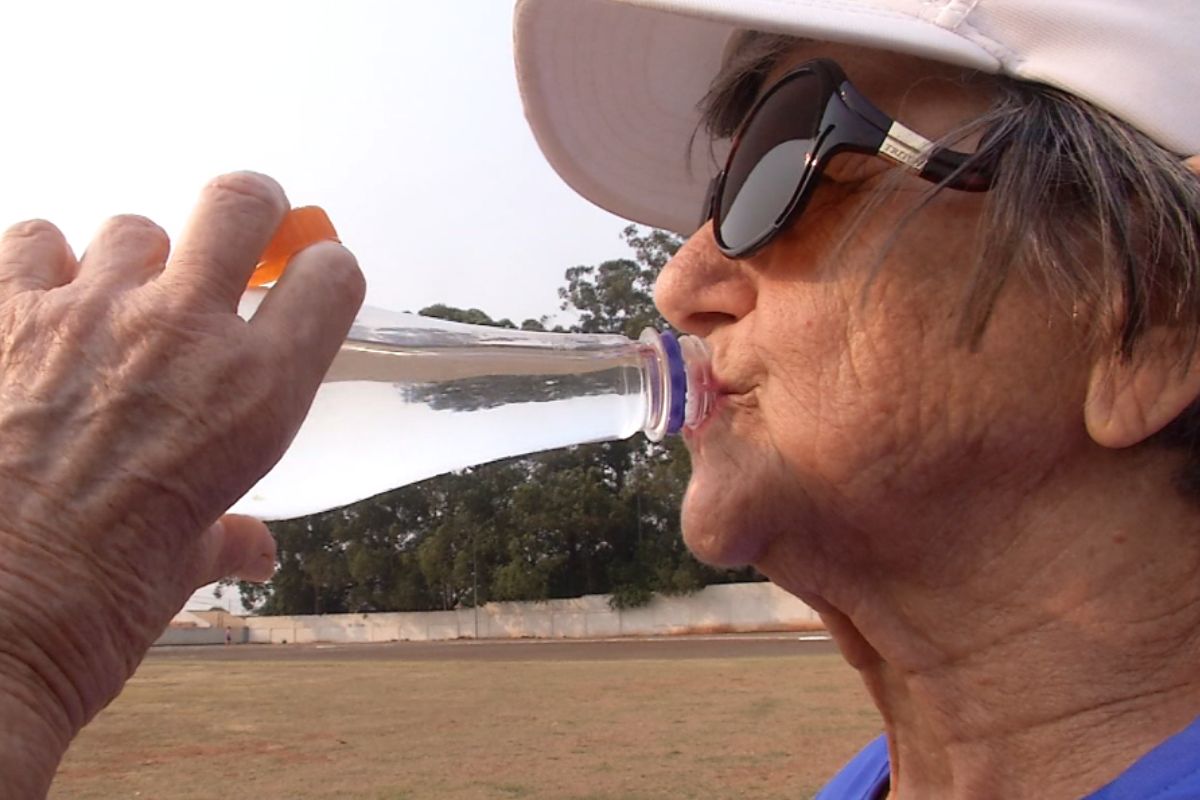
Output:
[0, 0, 630, 325]
[0, 2, 637, 613]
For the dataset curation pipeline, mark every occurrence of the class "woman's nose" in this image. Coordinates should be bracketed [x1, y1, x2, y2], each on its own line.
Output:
[655, 225, 757, 337]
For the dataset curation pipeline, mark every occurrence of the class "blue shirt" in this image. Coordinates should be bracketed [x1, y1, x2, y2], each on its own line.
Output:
[817, 715, 1200, 799]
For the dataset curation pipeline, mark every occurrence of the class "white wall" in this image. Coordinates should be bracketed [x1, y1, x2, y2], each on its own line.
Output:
[156, 627, 246, 646]
[209, 582, 821, 646]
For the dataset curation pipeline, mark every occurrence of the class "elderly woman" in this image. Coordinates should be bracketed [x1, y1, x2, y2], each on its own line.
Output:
[513, 1, 1200, 798]
[1, 1, 1198, 799]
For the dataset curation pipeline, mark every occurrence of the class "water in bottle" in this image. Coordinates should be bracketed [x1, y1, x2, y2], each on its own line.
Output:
[230, 210, 713, 521]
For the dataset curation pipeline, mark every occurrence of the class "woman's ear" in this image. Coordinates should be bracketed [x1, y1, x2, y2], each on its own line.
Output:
[1086, 155, 1200, 449]
[1086, 333, 1200, 449]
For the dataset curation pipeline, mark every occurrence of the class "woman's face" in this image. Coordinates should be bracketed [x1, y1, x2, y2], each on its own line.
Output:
[655, 42, 1095, 578]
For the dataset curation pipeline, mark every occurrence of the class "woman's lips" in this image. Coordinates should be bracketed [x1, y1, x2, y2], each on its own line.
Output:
[684, 373, 752, 441]
[707, 369, 741, 396]
[712, 371, 755, 401]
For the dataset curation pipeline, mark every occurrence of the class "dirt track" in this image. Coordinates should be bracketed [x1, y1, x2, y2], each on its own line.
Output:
[65, 633, 872, 800]
[149, 633, 837, 663]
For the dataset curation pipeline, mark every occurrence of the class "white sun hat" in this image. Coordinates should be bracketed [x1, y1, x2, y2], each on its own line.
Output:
[513, 0, 1200, 236]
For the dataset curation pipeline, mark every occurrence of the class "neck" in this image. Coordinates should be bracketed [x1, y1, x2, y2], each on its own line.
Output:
[758, 447, 1200, 800]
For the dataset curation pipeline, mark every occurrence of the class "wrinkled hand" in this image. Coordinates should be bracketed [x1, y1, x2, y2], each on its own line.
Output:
[0, 172, 364, 796]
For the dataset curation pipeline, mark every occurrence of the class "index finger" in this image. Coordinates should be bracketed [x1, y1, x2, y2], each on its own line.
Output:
[163, 172, 289, 308]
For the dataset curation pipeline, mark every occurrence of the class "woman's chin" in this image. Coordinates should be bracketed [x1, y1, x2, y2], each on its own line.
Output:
[679, 470, 774, 567]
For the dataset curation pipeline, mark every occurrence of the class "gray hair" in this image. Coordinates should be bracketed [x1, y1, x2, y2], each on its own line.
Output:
[697, 32, 1200, 491]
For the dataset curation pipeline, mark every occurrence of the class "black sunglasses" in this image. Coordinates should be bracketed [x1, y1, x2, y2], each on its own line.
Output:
[701, 58, 995, 258]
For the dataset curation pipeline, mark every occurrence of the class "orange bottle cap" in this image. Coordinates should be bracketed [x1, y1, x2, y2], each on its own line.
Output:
[249, 206, 340, 287]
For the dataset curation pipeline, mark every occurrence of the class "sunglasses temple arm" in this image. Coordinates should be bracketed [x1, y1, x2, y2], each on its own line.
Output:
[835, 82, 936, 170]
[879, 121, 936, 171]
[840, 80, 992, 192]
[920, 149, 994, 191]
[838, 81, 932, 170]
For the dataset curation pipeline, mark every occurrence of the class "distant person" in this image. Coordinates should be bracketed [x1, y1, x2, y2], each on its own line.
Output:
[0, 3, 1199, 800]
[224, 626, 233, 646]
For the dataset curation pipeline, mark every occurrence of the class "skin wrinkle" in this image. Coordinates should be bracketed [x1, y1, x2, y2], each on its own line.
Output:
[838, 286, 915, 493]
[44, 493, 189, 667]
[0, 651, 73, 796]
[837, 178, 1001, 506]
[80, 216, 170, 286]
[897, 681, 1128, 796]
[903, 455, 1077, 600]
[0, 221, 73, 294]
[0, 654, 66, 727]
[873, 494, 1190, 734]
[0, 527, 148, 706]
[164, 181, 281, 306]
[96, 405, 228, 530]
[857, 550, 1061, 666]
[0, 546, 132, 681]
[34, 302, 276, 544]
[0, 464, 93, 541]
[963, 680, 1185, 744]
[0, 602, 87, 732]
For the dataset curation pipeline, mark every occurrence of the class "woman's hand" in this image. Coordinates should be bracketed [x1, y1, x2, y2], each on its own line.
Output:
[0, 171, 364, 797]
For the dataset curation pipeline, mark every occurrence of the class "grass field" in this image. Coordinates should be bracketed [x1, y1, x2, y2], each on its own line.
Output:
[52, 640, 881, 800]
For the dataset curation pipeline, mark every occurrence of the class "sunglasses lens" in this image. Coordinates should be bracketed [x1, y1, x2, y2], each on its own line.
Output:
[717, 71, 826, 253]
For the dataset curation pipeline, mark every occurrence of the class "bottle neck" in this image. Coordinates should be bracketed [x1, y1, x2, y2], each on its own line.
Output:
[638, 329, 713, 442]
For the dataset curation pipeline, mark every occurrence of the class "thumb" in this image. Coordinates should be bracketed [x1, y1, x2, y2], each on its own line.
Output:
[195, 514, 277, 587]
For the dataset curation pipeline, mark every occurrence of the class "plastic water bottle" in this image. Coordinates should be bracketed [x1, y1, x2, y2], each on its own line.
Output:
[229, 211, 713, 521]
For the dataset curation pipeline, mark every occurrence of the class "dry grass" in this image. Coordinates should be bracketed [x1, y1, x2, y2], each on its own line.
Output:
[52, 648, 880, 800]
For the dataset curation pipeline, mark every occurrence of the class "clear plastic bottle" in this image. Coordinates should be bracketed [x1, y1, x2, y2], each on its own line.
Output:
[231, 289, 714, 520]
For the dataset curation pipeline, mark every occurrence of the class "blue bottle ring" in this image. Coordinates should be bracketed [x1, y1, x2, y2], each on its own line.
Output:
[660, 331, 687, 435]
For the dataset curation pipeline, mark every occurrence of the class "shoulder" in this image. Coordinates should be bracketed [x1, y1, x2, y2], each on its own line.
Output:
[1088, 716, 1200, 799]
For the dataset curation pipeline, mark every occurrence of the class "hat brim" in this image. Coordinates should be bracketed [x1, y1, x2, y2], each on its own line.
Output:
[514, 0, 999, 235]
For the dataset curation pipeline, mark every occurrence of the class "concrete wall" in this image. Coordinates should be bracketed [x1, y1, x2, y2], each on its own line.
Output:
[189, 610, 249, 630]
[222, 582, 820, 646]
[155, 627, 248, 646]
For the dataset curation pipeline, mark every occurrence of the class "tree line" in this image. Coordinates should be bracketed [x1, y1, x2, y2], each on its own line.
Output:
[229, 226, 760, 615]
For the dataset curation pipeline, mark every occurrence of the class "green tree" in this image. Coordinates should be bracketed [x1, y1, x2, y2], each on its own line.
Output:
[238, 513, 351, 615]
[559, 225, 678, 338]
[419, 303, 516, 329]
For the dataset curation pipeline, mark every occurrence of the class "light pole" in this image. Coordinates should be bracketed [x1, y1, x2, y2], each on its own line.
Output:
[472, 532, 479, 639]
